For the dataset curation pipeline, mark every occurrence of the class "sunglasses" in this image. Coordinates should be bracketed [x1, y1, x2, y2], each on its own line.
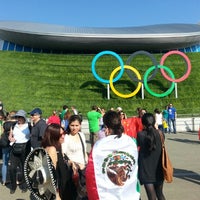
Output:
[31, 114, 38, 116]
[60, 131, 66, 137]
[17, 116, 24, 118]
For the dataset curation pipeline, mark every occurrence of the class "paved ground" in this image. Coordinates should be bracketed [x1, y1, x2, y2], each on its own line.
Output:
[0, 132, 199, 200]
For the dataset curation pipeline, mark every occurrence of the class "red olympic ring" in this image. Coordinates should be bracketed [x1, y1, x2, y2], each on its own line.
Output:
[160, 50, 191, 83]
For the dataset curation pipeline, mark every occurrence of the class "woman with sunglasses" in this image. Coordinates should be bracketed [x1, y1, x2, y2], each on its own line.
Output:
[8, 110, 31, 194]
[42, 123, 73, 200]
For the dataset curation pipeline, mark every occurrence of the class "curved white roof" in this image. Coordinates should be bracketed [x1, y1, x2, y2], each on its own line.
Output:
[0, 21, 200, 53]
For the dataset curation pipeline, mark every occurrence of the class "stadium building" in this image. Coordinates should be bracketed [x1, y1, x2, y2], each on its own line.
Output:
[0, 20, 200, 54]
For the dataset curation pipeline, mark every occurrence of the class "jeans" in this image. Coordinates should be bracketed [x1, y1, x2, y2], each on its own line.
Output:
[168, 118, 176, 133]
[158, 124, 164, 133]
[1, 147, 10, 183]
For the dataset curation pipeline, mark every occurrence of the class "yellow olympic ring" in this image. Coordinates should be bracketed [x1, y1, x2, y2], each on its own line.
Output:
[109, 65, 142, 98]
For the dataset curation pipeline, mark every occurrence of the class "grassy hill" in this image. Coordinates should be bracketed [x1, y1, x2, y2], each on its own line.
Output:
[0, 51, 199, 118]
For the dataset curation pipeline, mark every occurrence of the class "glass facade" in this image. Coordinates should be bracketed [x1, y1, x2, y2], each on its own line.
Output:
[0, 40, 200, 54]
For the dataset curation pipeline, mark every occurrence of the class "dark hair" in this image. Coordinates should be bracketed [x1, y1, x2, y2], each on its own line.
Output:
[66, 115, 82, 134]
[0, 110, 5, 117]
[141, 113, 157, 152]
[42, 123, 63, 150]
[138, 108, 147, 118]
[63, 105, 68, 110]
[91, 105, 97, 110]
[154, 108, 160, 114]
[103, 110, 124, 138]
[64, 110, 71, 120]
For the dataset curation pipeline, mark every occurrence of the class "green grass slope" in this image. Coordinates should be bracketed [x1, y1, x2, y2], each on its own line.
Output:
[0, 51, 199, 118]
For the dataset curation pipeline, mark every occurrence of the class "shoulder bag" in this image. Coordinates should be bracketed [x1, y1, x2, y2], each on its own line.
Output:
[12, 142, 27, 155]
[76, 132, 88, 199]
[159, 131, 174, 183]
[0, 132, 10, 148]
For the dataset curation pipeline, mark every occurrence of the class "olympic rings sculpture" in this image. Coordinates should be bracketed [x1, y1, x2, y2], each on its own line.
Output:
[91, 50, 191, 98]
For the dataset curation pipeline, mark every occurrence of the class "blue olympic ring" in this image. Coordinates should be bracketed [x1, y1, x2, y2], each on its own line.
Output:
[91, 51, 124, 84]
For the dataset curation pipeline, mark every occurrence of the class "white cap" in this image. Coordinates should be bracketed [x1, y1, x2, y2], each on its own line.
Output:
[116, 107, 123, 111]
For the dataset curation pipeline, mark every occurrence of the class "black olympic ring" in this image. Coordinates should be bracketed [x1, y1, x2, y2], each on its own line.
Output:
[125, 50, 159, 83]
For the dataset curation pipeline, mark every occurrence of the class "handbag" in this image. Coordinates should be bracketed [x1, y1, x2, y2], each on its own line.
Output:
[12, 142, 27, 154]
[159, 131, 173, 183]
[0, 132, 10, 147]
[76, 133, 88, 200]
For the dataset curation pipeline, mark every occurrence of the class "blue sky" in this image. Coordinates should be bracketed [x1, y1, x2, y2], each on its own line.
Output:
[0, 0, 200, 27]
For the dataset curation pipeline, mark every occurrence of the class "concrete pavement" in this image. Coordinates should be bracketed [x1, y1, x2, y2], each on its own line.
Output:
[0, 132, 199, 200]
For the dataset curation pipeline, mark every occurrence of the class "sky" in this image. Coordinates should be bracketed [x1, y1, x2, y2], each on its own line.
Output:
[0, 0, 200, 27]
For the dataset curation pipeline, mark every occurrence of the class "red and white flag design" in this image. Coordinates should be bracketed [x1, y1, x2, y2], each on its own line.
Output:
[86, 134, 140, 200]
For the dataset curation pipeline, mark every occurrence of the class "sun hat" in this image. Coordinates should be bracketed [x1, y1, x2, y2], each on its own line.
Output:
[15, 110, 26, 119]
[24, 148, 57, 200]
[29, 108, 42, 115]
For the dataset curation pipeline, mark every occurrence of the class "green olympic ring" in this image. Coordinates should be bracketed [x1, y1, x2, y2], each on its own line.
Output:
[143, 65, 175, 97]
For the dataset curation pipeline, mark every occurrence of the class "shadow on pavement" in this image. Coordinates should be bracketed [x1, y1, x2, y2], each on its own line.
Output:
[167, 138, 200, 145]
[173, 168, 200, 185]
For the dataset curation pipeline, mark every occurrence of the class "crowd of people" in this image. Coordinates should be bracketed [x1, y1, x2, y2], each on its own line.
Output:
[0, 104, 87, 199]
[0, 102, 176, 199]
[86, 103, 176, 200]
